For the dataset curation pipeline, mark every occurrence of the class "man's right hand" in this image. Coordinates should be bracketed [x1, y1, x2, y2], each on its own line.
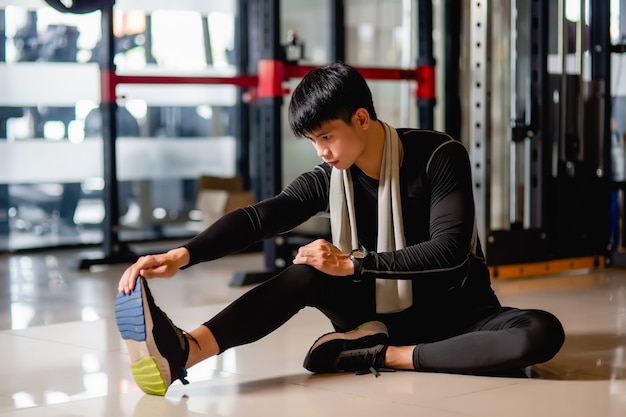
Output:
[117, 247, 190, 294]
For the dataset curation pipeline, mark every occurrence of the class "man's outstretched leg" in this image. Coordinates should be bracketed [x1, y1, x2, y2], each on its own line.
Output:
[114, 277, 218, 395]
[114, 265, 379, 394]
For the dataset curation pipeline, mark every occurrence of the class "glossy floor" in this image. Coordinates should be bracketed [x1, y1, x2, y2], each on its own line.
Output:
[1, 246, 625, 417]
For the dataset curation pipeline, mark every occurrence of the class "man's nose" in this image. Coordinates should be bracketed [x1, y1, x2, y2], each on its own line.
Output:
[317, 145, 329, 159]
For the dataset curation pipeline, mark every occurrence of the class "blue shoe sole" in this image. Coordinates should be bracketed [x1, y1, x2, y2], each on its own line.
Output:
[114, 278, 170, 396]
[115, 278, 146, 342]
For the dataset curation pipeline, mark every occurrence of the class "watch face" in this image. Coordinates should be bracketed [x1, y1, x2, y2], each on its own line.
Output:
[351, 250, 366, 259]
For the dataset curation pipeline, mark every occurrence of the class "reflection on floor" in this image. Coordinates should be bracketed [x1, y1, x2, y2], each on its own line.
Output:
[0, 220, 200, 252]
[0, 246, 625, 416]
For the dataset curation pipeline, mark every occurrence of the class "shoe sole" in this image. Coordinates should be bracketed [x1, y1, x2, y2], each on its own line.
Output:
[114, 278, 171, 396]
[304, 321, 388, 372]
[309, 321, 388, 351]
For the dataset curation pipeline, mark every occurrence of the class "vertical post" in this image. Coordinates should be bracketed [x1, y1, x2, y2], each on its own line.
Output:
[417, 0, 435, 129]
[235, 0, 251, 190]
[589, 0, 614, 263]
[100, 0, 121, 260]
[590, 0, 611, 162]
[468, 0, 490, 246]
[202, 16, 213, 66]
[400, 0, 413, 127]
[528, 0, 548, 230]
[144, 16, 156, 64]
[0, 9, 8, 240]
[330, 0, 345, 62]
[75, 0, 137, 268]
[256, 0, 283, 272]
[0, 9, 4, 62]
[230, 0, 284, 285]
[443, 0, 461, 140]
[556, 0, 568, 168]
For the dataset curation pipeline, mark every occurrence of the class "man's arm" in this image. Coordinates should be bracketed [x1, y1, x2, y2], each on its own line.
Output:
[182, 194, 317, 267]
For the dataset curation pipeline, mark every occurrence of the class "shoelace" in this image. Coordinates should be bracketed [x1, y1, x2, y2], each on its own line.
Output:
[337, 347, 390, 378]
[355, 366, 396, 377]
[339, 345, 397, 378]
[356, 366, 381, 377]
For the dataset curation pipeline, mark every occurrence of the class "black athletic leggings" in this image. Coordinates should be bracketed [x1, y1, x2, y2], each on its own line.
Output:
[204, 264, 565, 374]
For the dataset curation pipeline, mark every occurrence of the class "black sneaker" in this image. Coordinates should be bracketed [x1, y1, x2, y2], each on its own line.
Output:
[115, 276, 195, 395]
[303, 321, 389, 377]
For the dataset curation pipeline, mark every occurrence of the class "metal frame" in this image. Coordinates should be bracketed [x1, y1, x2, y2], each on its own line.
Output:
[485, 0, 611, 272]
[468, 0, 490, 245]
[232, 0, 437, 285]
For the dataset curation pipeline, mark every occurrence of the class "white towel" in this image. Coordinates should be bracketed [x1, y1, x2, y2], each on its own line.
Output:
[329, 121, 413, 313]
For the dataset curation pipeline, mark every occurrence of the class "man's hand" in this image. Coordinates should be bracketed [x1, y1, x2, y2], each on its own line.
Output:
[117, 247, 190, 294]
[293, 238, 353, 276]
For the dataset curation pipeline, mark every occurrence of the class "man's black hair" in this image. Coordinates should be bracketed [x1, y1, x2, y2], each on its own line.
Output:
[288, 62, 378, 138]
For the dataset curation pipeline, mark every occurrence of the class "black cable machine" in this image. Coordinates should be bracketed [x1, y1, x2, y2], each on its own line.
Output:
[485, 0, 612, 278]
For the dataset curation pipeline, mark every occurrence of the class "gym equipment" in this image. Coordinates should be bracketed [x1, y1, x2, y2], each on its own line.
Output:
[70, 0, 437, 277]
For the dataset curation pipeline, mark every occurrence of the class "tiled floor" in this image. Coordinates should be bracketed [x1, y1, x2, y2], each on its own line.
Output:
[1, 245, 625, 416]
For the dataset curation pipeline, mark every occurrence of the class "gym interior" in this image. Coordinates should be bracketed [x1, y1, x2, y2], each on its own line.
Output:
[0, 0, 625, 416]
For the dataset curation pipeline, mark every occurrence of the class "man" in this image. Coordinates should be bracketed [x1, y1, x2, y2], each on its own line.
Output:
[115, 62, 564, 396]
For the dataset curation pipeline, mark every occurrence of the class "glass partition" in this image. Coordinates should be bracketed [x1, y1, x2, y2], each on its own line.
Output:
[1, 0, 420, 252]
[0, 0, 238, 251]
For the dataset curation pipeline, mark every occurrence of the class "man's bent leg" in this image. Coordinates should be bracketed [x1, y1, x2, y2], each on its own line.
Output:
[411, 308, 565, 374]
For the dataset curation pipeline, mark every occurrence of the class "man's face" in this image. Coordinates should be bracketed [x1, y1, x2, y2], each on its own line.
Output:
[305, 114, 365, 170]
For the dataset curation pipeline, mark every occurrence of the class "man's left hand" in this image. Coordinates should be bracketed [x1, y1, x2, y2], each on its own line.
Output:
[293, 238, 353, 276]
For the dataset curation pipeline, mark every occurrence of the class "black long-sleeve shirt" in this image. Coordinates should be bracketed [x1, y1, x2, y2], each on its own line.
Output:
[183, 128, 495, 298]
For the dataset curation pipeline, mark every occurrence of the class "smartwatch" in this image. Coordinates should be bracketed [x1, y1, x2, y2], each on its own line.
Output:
[349, 249, 367, 282]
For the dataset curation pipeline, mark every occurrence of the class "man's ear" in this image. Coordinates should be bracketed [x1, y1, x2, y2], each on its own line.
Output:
[354, 108, 370, 130]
